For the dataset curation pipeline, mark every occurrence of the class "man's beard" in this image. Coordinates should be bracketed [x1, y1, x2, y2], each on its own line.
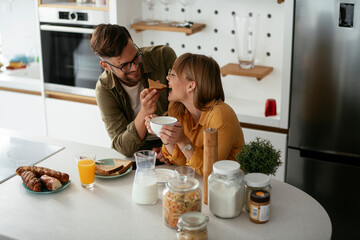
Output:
[116, 63, 142, 85]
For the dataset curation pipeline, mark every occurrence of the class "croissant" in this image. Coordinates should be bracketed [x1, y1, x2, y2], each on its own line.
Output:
[20, 171, 42, 192]
[16, 166, 69, 183]
[40, 174, 62, 191]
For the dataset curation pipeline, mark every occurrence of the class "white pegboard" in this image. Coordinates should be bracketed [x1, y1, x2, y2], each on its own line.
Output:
[133, 0, 289, 128]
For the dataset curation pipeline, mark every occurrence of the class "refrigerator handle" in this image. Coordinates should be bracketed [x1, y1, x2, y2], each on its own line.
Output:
[299, 147, 360, 167]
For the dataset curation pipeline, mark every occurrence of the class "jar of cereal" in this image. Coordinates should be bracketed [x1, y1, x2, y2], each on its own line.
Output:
[163, 176, 202, 228]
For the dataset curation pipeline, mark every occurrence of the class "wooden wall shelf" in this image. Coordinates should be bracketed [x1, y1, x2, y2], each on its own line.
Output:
[220, 63, 273, 81]
[130, 21, 206, 36]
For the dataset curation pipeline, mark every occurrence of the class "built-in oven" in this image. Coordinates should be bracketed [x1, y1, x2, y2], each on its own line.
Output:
[39, 7, 109, 97]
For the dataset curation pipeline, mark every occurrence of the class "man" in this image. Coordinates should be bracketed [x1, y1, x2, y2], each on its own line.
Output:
[90, 24, 176, 158]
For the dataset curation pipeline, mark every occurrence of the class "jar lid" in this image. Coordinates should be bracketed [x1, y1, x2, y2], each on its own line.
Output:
[213, 160, 240, 175]
[250, 190, 270, 203]
[166, 176, 199, 192]
[177, 212, 208, 231]
[245, 173, 270, 187]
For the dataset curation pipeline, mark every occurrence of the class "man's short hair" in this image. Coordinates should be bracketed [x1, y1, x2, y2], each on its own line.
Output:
[90, 24, 132, 58]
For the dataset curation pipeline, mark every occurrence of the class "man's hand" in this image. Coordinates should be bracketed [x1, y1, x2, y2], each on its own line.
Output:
[139, 88, 159, 117]
[134, 89, 159, 140]
[152, 147, 172, 165]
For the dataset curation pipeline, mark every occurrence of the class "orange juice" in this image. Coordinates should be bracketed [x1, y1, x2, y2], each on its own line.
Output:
[77, 159, 95, 184]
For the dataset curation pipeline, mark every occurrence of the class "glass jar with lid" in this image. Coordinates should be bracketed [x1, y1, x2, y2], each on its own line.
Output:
[208, 160, 245, 218]
[163, 176, 202, 228]
[177, 212, 208, 240]
[244, 173, 271, 211]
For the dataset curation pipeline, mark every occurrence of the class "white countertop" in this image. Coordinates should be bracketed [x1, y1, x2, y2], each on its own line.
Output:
[0, 63, 42, 92]
[0, 128, 331, 240]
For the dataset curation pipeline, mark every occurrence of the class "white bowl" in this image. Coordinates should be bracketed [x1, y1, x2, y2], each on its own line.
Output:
[150, 116, 178, 137]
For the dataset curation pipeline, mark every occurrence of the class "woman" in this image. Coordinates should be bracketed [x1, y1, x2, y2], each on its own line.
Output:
[145, 53, 244, 175]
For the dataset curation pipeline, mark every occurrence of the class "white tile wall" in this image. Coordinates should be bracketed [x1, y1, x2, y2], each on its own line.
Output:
[136, 0, 290, 129]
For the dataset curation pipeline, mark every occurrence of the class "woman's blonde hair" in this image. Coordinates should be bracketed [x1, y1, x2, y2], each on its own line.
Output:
[169, 53, 225, 118]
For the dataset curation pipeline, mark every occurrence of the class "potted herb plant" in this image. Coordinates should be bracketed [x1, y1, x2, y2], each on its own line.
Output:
[235, 137, 282, 175]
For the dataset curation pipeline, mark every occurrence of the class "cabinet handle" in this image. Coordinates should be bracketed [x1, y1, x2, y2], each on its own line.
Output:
[45, 91, 97, 105]
[40, 24, 94, 34]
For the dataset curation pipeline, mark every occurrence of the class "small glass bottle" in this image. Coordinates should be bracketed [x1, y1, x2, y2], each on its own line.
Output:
[249, 190, 270, 223]
[177, 212, 208, 240]
[244, 173, 271, 211]
[208, 160, 245, 218]
[163, 176, 202, 228]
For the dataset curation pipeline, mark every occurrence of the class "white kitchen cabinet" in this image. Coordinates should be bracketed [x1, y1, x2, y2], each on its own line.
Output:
[0, 90, 46, 136]
[45, 98, 111, 148]
[242, 127, 287, 181]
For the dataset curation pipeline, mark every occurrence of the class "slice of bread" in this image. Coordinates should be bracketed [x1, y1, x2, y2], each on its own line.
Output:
[108, 160, 133, 176]
[148, 78, 167, 91]
[95, 159, 132, 176]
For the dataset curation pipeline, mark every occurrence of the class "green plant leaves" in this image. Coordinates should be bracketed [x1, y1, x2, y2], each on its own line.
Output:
[235, 137, 282, 175]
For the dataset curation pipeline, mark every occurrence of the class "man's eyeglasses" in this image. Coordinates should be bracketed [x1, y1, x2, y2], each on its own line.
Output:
[102, 45, 143, 74]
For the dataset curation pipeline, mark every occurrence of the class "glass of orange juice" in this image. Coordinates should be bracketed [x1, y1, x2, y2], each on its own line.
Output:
[76, 152, 96, 189]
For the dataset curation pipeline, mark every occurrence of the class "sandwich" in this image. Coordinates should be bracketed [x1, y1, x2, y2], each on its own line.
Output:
[95, 159, 133, 176]
[148, 78, 167, 91]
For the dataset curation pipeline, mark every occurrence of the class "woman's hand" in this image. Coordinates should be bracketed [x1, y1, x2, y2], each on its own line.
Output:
[159, 122, 188, 145]
[145, 114, 158, 135]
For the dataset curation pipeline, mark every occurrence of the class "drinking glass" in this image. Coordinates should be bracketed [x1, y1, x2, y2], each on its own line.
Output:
[233, 13, 260, 69]
[143, 0, 158, 25]
[76, 152, 95, 189]
[175, 166, 195, 178]
[178, 0, 192, 22]
[160, 0, 172, 23]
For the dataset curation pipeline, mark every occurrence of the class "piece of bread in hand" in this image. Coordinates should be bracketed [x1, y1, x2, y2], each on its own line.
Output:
[148, 78, 167, 91]
[95, 159, 132, 176]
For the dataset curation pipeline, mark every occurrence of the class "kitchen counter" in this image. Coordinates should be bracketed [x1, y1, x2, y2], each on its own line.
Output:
[0, 128, 331, 240]
[0, 63, 42, 92]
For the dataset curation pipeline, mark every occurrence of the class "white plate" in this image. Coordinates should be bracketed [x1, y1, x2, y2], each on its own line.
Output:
[155, 169, 175, 184]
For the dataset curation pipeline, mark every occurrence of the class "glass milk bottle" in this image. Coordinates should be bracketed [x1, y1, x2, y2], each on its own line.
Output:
[132, 150, 158, 205]
[208, 160, 245, 218]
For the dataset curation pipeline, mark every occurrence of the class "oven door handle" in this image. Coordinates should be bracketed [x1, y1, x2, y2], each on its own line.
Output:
[40, 24, 94, 34]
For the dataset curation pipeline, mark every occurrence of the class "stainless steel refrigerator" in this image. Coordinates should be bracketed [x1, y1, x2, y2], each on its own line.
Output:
[286, 1, 360, 239]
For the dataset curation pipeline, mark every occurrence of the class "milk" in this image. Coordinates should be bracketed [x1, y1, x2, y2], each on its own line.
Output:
[151, 116, 177, 125]
[132, 176, 158, 205]
[209, 182, 245, 218]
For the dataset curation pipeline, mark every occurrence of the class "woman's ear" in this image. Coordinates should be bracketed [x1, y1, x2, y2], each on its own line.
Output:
[187, 81, 196, 93]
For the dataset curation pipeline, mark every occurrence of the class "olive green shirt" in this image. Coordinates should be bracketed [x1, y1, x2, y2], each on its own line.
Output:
[95, 45, 176, 157]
